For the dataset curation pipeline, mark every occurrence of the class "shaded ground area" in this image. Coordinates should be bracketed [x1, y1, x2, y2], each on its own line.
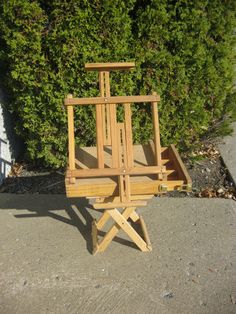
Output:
[0, 170, 65, 194]
[0, 194, 235, 314]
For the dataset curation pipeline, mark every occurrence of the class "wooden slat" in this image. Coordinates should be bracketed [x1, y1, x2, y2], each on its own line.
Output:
[124, 103, 134, 168]
[108, 209, 149, 252]
[117, 124, 125, 202]
[110, 103, 119, 167]
[169, 144, 192, 185]
[64, 95, 160, 106]
[95, 195, 153, 203]
[65, 177, 185, 198]
[67, 105, 75, 170]
[139, 215, 152, 250]
[117, 124, 123, 167]
[66, 165, 166, 178]
[97, 206, 136, 252]
[66, 95, 76, 184]
[124, 175, 131, 201]
[120, 123, 132, 202]
[105, 71, 111, 145]
[98, 72, 106, 147]
[166, 169, 176, 175]
[151, 92, 162, 167]
[162, 159, 170, 165]
[93, 201, 146, 209]
[96, 210, 110, 230]
[130, 195, 153, 201]
[151, 92, 162, 180]
[95, 103, 104, 168]
[85, 62, 135, 71]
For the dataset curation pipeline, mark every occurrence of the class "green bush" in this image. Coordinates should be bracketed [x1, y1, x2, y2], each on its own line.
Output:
[0, 0, 235, 168]
[133, 0, 236, 149]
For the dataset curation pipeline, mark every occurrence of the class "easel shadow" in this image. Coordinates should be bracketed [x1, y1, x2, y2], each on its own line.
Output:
[8, 195, 137, 254]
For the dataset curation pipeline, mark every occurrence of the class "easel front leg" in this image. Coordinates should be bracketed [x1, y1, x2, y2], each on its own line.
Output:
[108, 209, 149, 252]
[97, 206, 136, 253]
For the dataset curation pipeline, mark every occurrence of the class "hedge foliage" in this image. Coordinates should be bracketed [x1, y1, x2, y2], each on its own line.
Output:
[0, 0, 235, 168]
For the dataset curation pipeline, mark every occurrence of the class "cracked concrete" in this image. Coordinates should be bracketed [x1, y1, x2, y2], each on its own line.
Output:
[0, 194, 235, 314]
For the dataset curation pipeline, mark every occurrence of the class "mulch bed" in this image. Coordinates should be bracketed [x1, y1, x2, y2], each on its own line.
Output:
[0, 141, 235, 199]
[167, 142, 235, 199]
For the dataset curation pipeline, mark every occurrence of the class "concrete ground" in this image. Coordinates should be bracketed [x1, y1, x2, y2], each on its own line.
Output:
[219, 121, 236, 186]
[0, 194, 235, 314]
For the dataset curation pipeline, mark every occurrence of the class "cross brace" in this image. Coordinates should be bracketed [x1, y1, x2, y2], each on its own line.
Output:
[91, 206, 152, 255]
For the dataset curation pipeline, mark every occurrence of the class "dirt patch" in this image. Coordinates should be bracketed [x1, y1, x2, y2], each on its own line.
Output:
[0, 142, 235, 199]
[0, 169, 65, 194]
[168, 142, 235, 199]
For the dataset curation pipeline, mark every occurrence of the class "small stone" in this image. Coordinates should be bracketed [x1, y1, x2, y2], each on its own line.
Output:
[206, 168, 211, 173]
[188, 262, 195, 266]
[185, 270, 190, 276]
[200, 300, 207, 306]
[55, 275, 59, 280]
[217, 188, 224, 194]
[162, 291, 174, 299]
[230, 294, 236, 304]
[23, 280, 27, 286]
[192, 223, 197, 226]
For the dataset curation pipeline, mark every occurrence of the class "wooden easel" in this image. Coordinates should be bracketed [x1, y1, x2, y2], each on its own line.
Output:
[65, 62, 192, 254]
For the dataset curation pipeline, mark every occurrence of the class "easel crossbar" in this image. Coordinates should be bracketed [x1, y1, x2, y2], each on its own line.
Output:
[66, 165, 166, 178]
[64, 95, 160, 106]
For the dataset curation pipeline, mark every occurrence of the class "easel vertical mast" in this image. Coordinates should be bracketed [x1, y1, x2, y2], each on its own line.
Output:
[151, 92, 162, 179]
[98, 71, 112, 146]
[96, 73, 105, 168]
[66, 94, 75, 184]
[104, 71, 111, 145]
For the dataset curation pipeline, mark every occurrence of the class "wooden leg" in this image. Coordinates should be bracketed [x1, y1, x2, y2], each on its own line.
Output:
[108, 209, 149, 252]
[91, 220, 98, 255]
[98, 206, 136, 252]
[96, 210, 110, 230]
[94, 206, 151, 253]
[139, 215, 152, 251]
